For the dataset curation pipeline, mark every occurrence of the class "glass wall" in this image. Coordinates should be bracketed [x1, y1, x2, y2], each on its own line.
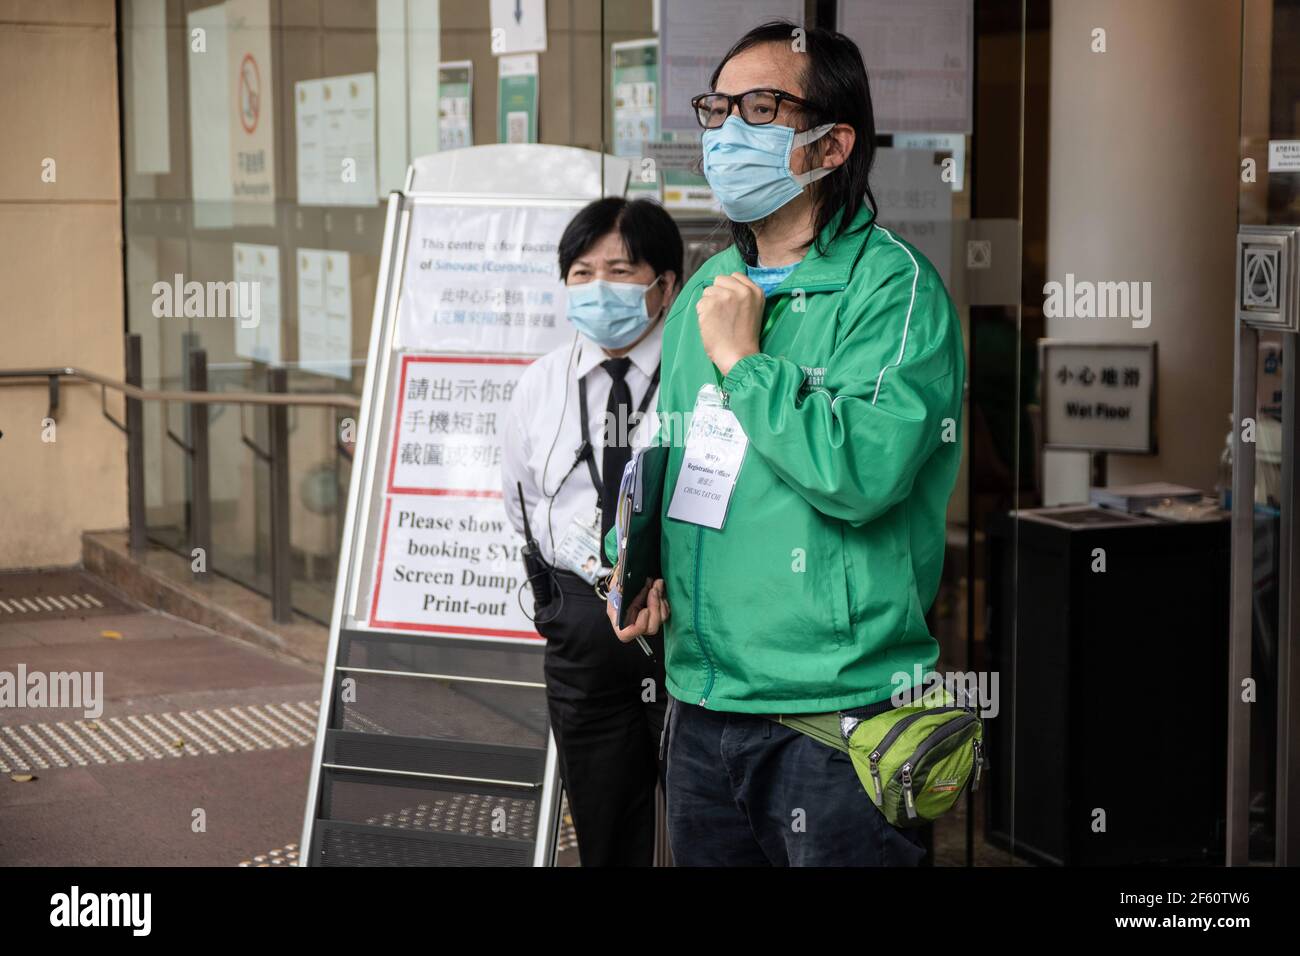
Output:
[120, 0, 613, 622]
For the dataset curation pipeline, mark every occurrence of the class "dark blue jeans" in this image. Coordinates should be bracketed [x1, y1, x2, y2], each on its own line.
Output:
[664, 696, 928, 866]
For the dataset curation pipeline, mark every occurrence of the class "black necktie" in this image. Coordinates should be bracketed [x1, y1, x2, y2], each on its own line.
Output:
[599, 358, 633, 566]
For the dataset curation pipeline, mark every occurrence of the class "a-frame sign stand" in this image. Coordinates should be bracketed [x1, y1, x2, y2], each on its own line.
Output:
[300, 146, 630, 866]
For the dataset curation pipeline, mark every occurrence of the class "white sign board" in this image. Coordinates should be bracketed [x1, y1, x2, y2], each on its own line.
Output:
[229, 0, 275, 210]
[233, 243, 283, 365]
[295, 73, 378, 207]
[1269, 140, 1300, 173]
[894, 132, 966, 192]
[438, 60, 474, 151]
[188, 4, 233, 229]
[129, 0, 170, 175]
[838, 0, 974, 133]
[396, 203, 576, 354]
[873, 146, 954, 290]
[489, 0, 548, 53]
[187, 0, 276, 227]
[367, 354, 539, 641]
[1041, 342, 1156, 453]
[297, 249, 352, 379]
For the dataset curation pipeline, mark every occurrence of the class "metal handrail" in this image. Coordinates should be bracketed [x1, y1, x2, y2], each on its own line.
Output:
[1, 337, 359, 625]
[0, 365, 360, 409]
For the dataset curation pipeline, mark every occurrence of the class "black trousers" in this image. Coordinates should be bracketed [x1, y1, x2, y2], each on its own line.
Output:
[664, 697, 928, 866]
[533, 570, 666, 866]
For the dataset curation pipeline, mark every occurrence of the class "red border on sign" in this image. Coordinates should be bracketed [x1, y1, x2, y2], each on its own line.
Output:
[368, 497, 542, 641]
[371, 353, 542, 640]
[387, 353, 535, 497]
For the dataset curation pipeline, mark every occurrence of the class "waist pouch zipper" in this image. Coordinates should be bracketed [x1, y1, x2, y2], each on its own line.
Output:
[865, 705, 964, 802]
[894, 713, 980, 819]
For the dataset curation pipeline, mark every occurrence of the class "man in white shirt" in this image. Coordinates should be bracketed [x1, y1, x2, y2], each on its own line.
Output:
[502, 197, 682, 866]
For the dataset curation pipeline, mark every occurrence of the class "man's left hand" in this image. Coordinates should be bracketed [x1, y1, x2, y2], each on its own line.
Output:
[696, 272, 764, 378]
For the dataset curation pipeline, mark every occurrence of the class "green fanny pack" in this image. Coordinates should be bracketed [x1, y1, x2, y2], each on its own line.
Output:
[774, 690, 985, 829]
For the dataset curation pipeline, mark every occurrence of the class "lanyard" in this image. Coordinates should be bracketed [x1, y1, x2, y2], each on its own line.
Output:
[575, 362, 662, 495]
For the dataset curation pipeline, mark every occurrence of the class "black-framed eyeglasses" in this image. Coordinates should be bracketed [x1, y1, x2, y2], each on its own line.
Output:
[690, 88, 815, 130]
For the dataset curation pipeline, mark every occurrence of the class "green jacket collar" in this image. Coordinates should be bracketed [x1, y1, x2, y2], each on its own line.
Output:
[714, 203, 877, 295]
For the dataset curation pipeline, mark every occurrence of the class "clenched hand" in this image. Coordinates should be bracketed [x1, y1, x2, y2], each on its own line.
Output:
[696, 272, 764, 378]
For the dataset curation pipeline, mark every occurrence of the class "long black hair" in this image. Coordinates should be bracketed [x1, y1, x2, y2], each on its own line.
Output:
[708, 19, 878, 262]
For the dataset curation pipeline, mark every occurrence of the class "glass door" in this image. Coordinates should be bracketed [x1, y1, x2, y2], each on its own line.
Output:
[1230, 0, 1300, 866]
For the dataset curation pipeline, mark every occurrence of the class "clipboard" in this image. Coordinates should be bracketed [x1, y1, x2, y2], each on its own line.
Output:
[609, 444, 669, 630]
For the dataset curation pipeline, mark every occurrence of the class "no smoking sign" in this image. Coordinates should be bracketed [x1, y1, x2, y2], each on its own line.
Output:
[239, 53, 261, 133]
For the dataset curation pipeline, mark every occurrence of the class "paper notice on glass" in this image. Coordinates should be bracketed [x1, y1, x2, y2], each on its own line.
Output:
[872, 146, 954, 290]
[128, 0, 170, 175]
[233, 243, 283, 365]
[228, 0, 275, 224]
[893, 132, 966, 192]
[396, 202, 576, 356]
[297, 249, 353, 380]
[837, 0, 973, 133]
[407, 0, 441, 161]
[367, 353, 539, 641]
[295, 80, 324, 204]
[497, 53, 539, 144]
[295, 73, 378, 206]
[438, 61, 474, 151]
[188, 4, 232, 229]
[1269, 140, 1300, 172]
[612, 40, 658, 158]
[657, 0, 802, 131]
[489, 0, 547, 54]
[612, 39, 659, 197]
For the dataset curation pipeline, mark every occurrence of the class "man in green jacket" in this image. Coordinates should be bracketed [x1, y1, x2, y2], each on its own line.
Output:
[607, 21, 965, 866]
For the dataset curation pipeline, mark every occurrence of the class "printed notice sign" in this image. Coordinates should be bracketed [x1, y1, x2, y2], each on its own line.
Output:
[233, 242, 283, 365]
[1041, 342, 1156, 453]
[838, 0, 974, 133]
[229, 0, 275, 211]
[437, 61, 474, 151]
[297, 248, 352, 380]
[1269, 140, 1300, 173]
[873, 146, 954, 290]
[497, 53, 539, 144]
[368, 354, 538, 640]
[386, 356, 527, 495]
[395, 202, 576, 355]
[295, 73, 378, 207]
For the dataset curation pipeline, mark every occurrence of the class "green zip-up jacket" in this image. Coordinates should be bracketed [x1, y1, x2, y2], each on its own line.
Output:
[613, 206, 965, 714]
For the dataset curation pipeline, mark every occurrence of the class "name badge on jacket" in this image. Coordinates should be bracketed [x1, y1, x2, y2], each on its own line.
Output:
[667, 384, 748, 530]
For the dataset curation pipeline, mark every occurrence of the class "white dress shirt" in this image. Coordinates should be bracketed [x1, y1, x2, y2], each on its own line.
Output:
[502, 321, 664, 567]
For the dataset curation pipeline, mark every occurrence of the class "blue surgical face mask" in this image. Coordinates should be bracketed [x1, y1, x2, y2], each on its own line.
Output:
[701, 115, 836, 223]
[564, 276, 663, 350]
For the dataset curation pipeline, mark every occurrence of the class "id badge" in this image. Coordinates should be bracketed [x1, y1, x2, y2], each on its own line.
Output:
[555, 512, 605, 584]
[666, 384, 748, 530]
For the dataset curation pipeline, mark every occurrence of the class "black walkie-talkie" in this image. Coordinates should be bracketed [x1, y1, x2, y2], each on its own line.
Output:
[518, 482, 555, 615]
